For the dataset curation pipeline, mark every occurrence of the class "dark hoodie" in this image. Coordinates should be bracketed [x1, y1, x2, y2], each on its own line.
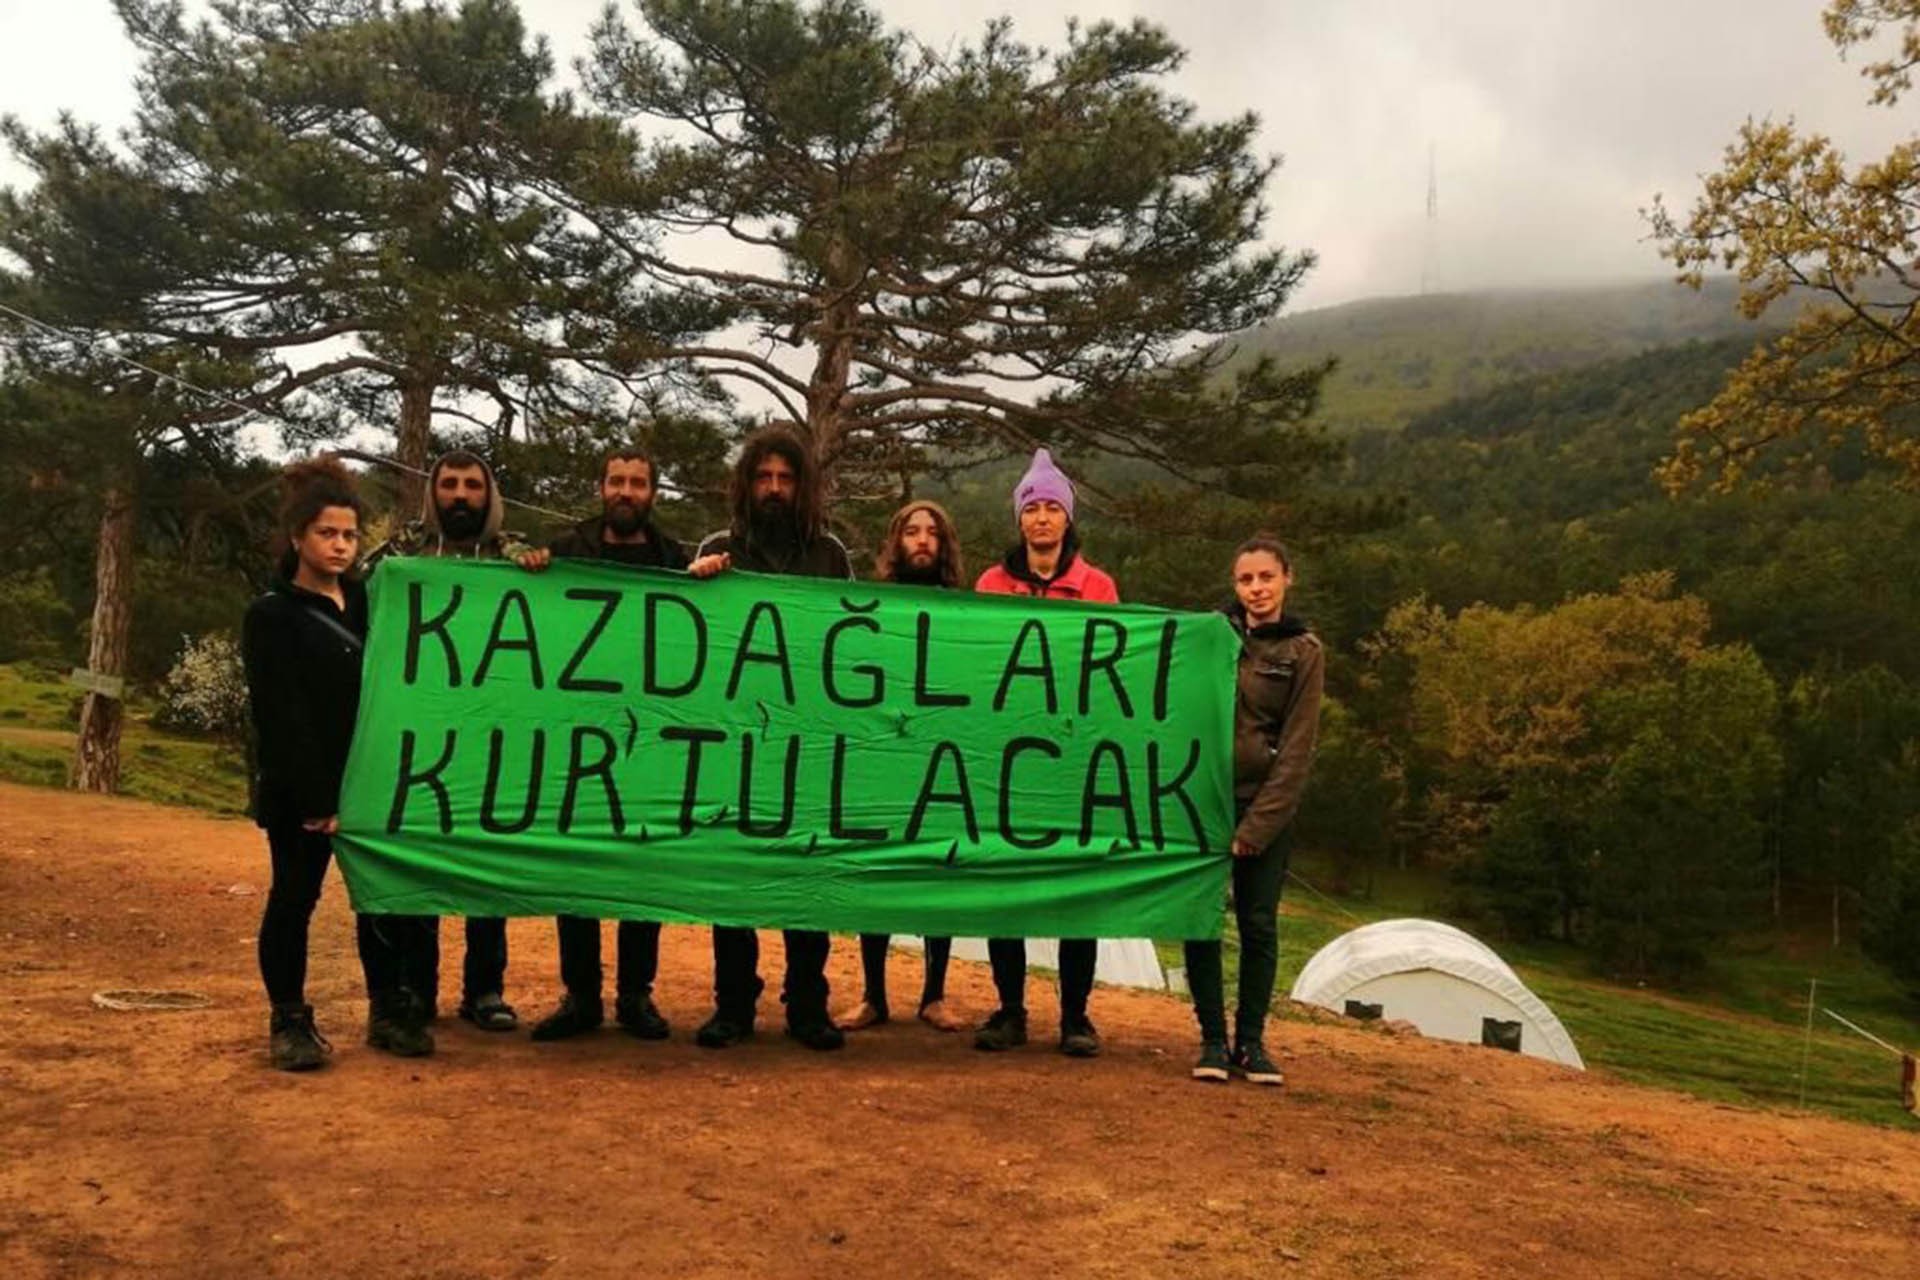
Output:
[365, 453, 530, 565]
[1225, 601, 1325, 850]
[240, 574, 369, 827]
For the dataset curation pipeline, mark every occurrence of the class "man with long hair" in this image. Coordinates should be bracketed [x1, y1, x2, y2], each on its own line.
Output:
[834, 500, 970, 1034]
[693, 428, 853, 1050]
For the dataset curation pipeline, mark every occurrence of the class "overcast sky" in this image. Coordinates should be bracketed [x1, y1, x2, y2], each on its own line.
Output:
[1, 0, 1912, 313]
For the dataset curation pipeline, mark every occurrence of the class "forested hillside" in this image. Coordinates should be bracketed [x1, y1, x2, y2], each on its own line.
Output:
[1215, 278, 1776, 430]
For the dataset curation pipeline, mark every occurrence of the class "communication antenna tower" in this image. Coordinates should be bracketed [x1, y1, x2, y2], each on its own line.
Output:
[1421, 143, 1439, 295]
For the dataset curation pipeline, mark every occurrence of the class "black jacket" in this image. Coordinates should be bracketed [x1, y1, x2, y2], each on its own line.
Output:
[548, 514, 691, 569]
[241, 575, 368, 828]
[696, 527, 853, 580]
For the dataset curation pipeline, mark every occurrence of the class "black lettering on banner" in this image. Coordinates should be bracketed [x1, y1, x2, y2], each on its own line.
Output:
[822, 614, 884, 708]
[473, 589, 545, 688]
[479, 728, 546, 834]
[738, 732, 800, 838]
[1152, 618, 1178, 722]
[404, 582, 464, 686]
[663, 725, 726, 835]
[993, 617, 1059, 713]
[1147, 738, 1207, 852]
[558, 589, 624, 693]
[644, 593, 708, 696]
[1079, 739, 1140, 848]
[1078, 617, 1133, 718]
[387, 728, 458, 834]
[905, 741, 981, 843]
[830, 734, 889, 841]
[913, 611, 970, 707]
[726, 601, 796, 703]
[998, 736, 1064, 849]
[560, 726, 626, 835]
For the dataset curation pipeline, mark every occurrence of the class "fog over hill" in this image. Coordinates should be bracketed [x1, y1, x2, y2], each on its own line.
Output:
[1218, 277, 1776, 431]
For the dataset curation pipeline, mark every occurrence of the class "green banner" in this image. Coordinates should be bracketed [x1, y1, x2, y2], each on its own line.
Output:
[335, 557, 1236, 938]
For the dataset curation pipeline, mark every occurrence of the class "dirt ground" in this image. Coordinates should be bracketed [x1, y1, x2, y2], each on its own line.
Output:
[1, 782, 1916, 1279]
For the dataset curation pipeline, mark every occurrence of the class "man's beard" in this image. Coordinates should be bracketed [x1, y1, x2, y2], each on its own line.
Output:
[749, 495, 799, 542]
[894, 559, 944, 586]
[895, 548, 942, 585]
[440, 501, 485, 541]
[604, 499, 649, 536]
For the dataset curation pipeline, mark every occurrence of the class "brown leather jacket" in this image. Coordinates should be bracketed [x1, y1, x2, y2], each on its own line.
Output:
[1227, 605, 1325, 850]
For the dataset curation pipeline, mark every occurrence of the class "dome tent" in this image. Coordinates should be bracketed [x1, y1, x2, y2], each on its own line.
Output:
[1289, 919, 1584, 1069]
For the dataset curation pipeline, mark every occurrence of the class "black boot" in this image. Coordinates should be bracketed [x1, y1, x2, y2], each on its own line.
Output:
[531, 993, 605, 1042]
[367, 991, 434, 1058]
[615, 992, 671, 1041]
[269, 1002, 329, 1072]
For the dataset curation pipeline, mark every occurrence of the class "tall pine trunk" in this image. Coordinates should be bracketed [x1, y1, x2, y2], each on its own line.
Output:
[802, 240, 860, 500]
[395, 377, 434, 519]
[71, 479, 136, 794]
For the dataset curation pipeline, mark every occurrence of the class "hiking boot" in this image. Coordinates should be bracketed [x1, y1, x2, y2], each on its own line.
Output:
[457, 992, 518, 1032]
[1192, 1040, 1231, 1083]
[972, 1008, 1028, 1052]
[1233, 1041, 1285, 1087]
[786, 1012, 846, 1052]
[1059, 1015, 1102, 1059]
[695, 1010, 754, 1049]
[530, 993, 604, 1042]
[366, 993, 434, 1058]
[615, 993, 671, 1041]
[269, 1002, 330, 1072]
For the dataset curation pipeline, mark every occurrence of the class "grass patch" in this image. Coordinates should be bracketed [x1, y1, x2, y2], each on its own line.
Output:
[0, 663, 248, 816]
[1163, 849, 1920, 1128]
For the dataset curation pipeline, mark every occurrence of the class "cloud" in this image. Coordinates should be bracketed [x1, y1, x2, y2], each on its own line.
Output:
[3, 0, 1913, 314]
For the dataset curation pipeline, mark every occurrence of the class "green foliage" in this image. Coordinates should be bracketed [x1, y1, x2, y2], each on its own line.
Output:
[0, 571, 75, 663]
[1862, 816, 1920, 1000]
[1288, 697, 1401, 894]
[587, 0, 1335, 535]
[1584, 646, 1782, 975]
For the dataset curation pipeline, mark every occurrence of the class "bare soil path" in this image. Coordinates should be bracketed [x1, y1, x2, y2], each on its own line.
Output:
[2, 783, 1915, 1278]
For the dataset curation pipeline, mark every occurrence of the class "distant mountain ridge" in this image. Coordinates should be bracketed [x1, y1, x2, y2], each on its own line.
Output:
[1217, 277, 1774, 431]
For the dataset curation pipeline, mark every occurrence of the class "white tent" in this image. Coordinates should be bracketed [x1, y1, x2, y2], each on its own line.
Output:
[896, 937, 1167, 990]
[1289, 918, 1584, 1069]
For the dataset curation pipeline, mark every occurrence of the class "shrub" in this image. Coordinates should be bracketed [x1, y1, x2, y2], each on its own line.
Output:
[153, 632, 249, 739]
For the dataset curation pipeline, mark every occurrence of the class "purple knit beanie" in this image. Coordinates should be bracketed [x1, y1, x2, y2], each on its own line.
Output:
[1012, 448, 1075, 524]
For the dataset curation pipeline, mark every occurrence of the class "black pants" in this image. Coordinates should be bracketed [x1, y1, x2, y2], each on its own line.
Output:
[1183, 829, 1290, 1046]
[556, 916, 660, 1002]
[858, 934, 951, 1012]
[420, 915, 510, 1006]
[711, 925, 830, 1021]
[985, 937, 1096, 1022]
[257, 823, 432, 1006]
